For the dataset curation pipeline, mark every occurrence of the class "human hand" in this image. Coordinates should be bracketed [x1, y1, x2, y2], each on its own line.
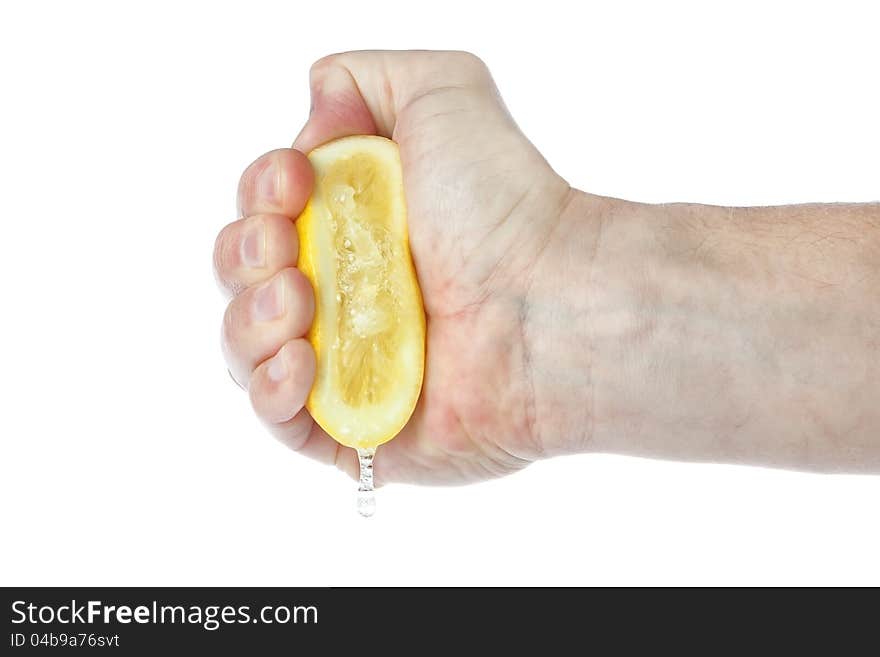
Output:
[214, 51, 577, 485]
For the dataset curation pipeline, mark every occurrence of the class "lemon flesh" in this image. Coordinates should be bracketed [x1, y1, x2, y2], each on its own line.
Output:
[296, 136, 425, 449]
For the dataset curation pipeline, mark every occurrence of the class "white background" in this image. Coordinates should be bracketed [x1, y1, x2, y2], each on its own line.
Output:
[1, 0, 878, 586]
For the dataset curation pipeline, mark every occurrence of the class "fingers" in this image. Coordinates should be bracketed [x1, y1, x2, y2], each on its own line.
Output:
[249, 338, 357, 478]
[249, 357, 361, 480]
[248, 363, 362, 481]
[213, 214, 298, 294]
[251, 402, 360, 485]
[293, 60, 378, 152]
[249, 339, 315, 423]
[215, 148, 313, 296]
[236, 148, 313, 218]
[220, 130, 367, 481]
[222, 268, 314, 385]
[294, 50, 508, 152]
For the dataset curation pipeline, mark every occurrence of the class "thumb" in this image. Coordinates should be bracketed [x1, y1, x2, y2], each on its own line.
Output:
[293, 50, 515, 152]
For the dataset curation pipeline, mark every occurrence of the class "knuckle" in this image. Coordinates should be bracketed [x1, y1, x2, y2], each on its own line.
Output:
[285, 269, 315, 324]
[213, 224, 235, 275]
[247, 373, 267, 412]
[221, 295, 248, 345]
[221, 302, 238, 346]
[266, 213, 297, 246]
[446, 50, 490, 78]
[281, 265, 302, 284]
[284, 412, 315, 450]
[309, 52, 344, 80]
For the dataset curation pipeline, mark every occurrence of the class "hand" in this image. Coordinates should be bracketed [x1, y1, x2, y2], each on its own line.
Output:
[214, 51, 575, 485]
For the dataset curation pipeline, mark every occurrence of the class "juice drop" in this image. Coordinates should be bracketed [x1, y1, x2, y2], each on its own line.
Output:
[357, 447, 376, 517]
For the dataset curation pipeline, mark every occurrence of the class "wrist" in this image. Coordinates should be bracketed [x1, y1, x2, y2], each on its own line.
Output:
[522, 187, 616, 457]
[524, 190, 708, 458]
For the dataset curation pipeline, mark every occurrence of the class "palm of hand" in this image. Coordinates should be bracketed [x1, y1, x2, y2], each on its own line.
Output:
[371, 92, 571, 484]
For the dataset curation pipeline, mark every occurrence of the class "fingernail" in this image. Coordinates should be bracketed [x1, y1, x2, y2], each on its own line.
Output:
[255, 158, 279, 206]
[240, 219, 265, 268]
[267, 352, 288, 382]
[253, 276, 284, 322]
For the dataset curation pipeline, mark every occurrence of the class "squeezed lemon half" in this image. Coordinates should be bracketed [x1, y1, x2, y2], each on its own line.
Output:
[296, 135, 425, 449]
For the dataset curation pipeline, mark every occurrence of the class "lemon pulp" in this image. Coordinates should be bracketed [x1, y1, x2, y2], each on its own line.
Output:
[296, 136, 425, 449]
